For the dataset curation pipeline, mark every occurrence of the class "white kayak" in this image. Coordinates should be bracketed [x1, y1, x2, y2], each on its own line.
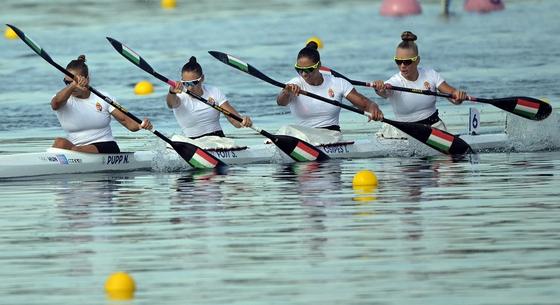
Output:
[157, 131, 510, 169]
[0, 147, 153, 179]
[0, 131, 510, 179]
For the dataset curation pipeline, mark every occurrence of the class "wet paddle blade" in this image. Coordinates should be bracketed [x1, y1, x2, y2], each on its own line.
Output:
[480, 96, 552, 121]
[324, 66, 553, 121]
[170, 141, 227, 169]
[9, 25, 227, 169]
[384, 119, 472, 155]
[109, 40, 327, 163]
[209, 52, 469, 156]
[265, 133, 330, 162]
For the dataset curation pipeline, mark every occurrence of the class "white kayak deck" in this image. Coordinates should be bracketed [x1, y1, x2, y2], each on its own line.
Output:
[0, 148, 153, 179]
[0, 132, 511, 179]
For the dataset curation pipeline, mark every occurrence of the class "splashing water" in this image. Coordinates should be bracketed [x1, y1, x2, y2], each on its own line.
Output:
[507, 112, 560, 151]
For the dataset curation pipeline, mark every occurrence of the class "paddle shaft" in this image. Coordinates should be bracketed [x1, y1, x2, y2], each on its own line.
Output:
[279, 81, 473, 154]
[8, 24, 235, 170]
[6, 24, 178, 146]
[207, 51, 472, 154]
[329, 69, 551, 121]
[59, 68, 176, 144]
[150, 70, 280, 139]
[324, 67, 553, 108]
[295, 88, 408, 128]
[344, 78, 481, 102]
[108, 41, 331, 161]
[80, 75, 181, 146]
[279, 82, 393, 124]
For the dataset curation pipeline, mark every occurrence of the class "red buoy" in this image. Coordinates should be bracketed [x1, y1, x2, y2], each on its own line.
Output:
[380, 0, 422, 17]
[464, 0, 505, 13]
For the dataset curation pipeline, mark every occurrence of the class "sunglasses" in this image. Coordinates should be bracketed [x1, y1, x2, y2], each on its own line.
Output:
[181, 76, 202, 87]
[294, 61, 320, 74]
[394, 56, 418, 66]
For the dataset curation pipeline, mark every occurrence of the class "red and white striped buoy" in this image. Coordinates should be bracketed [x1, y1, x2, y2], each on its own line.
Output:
[380, 0, 422, 17]
[464, 0, 505, 13]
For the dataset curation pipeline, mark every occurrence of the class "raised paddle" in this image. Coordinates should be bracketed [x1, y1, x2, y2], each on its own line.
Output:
[6, 24, 226, 169]
[208, 51, 472, 155]
[319, 66, 552, 121]
[106, 37, 329, 162]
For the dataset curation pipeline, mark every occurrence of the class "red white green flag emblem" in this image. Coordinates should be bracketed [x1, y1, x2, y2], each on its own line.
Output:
[426, 128, 454, 152]
[189, 148, 218, 169]
[514, 99, 539, 118]
[290, 142, 320, 162]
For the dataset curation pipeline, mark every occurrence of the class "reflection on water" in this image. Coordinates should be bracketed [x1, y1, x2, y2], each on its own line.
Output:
[275, 161, 349, 257]
[170, 169, 231, 226]
[274, 161, 344, 205]
[0, 154, 560, 304]
[55, 173, 150, 231]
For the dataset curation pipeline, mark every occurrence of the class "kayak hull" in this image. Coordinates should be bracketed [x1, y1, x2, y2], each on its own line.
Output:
[0, 132, 512, 179]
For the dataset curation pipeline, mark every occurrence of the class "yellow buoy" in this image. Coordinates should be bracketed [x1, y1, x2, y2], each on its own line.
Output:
[352, 185, 377, 202]
[134, 80, 154, 95]
[352, 170, 378, 187]
[161, 0, 177, 9]
[306, 36, 324, 49]
[4, 26, 18, 40]
[105, 271, 136, 300]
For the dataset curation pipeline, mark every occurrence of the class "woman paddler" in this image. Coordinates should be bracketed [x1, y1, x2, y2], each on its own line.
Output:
[371, 31, 467, 138]
[166, 56, 253, 144]
[51, 55, 152, 153]
[276, 41, 384, 144]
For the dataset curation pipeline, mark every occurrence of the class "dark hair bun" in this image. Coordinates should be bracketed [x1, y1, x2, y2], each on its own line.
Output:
[401, 31, 417, 42]
[77, 54, 86, 62]
[181, 56, 203, 74]
[305, 41, 319, 50]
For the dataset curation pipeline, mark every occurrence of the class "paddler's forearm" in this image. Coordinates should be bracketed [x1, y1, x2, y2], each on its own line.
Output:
[166, 91, 180, 108]
[277, 89, 293, 106]
[51, 85, 75, 110]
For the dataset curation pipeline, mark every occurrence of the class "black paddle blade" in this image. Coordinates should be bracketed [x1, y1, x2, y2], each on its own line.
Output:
[208, 51, 285, 88]
[383, 119, 471, 155]
[8, 25, 227, 169]
[106, 37, 156, 75]
[169, 141, 227, 169]
[262, 131, 330, 162]
[6, 24, 61, 69]
[481, 96, 552, 121]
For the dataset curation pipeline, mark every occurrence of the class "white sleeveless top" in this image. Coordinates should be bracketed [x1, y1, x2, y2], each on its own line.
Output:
[384, 67, 445, 122]
[286, 74, 353, 128]
[171, 84, 227, 138]
[54, 91, 116, 145]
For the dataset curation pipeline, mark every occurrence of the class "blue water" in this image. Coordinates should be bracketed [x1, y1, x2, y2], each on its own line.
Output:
[1, 0, 560, 304]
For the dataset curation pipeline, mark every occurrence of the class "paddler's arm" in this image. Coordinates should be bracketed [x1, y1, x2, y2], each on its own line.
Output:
[438, 81, 467, 105]
[277, 84, 300, 106]
[220, 101, 252, 128]
[346, 88, 384, 121]
[111, 109, 153, 132]
[372, 80, 390, 98]
[51, 75, 87, 110]
[166, 81, 183, 108]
